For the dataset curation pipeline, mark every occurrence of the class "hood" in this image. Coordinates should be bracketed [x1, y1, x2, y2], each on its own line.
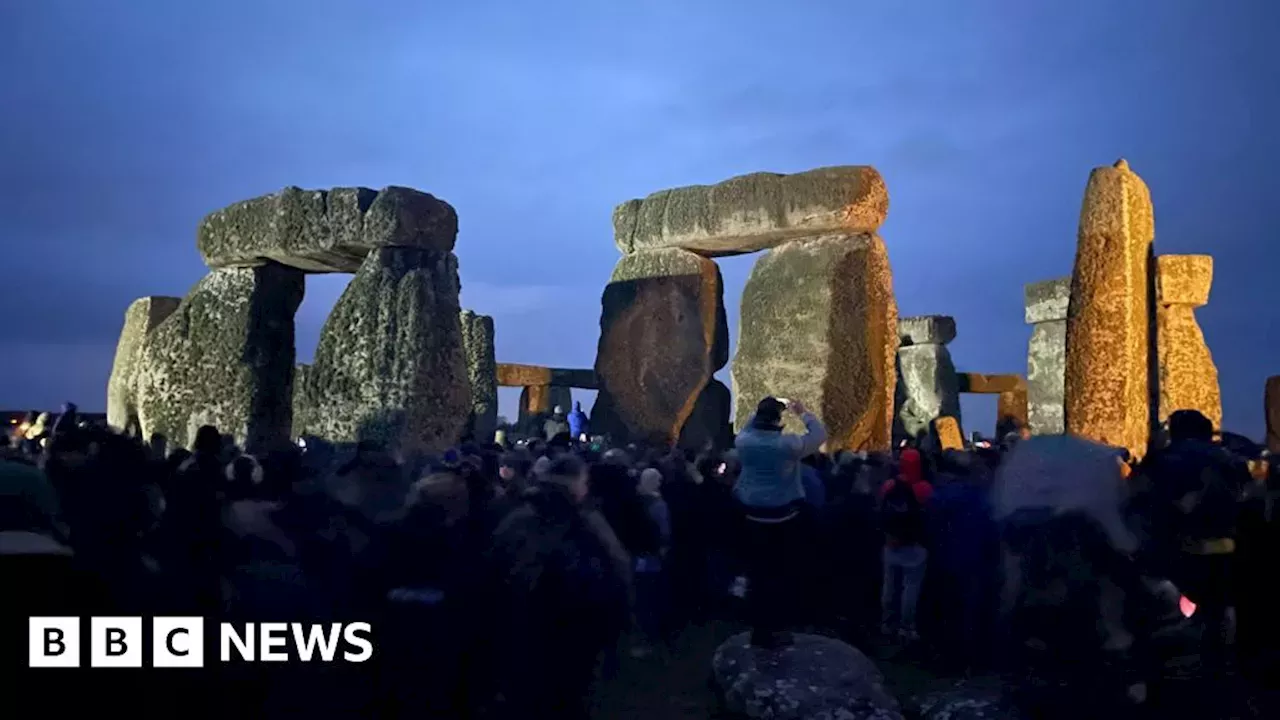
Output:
[898, 448, 924, 485]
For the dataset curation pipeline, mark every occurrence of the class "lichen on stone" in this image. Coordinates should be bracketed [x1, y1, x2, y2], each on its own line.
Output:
[295, 247, 469, 454]
[198, 185, 458, 273]
[460, 310, 497, 442]
[614, 166, 889, 257]
[135, 265, 303, 452]
[733, 233, 898, 452]
[107, 296, 181, 433]
[1064, 159, 1155, 457]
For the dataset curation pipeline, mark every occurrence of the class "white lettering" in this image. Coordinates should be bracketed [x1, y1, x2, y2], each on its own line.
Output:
[220, 623, 254, 662]
[260, 622, 289, 661]
[290, 623, 342, 662]
[343, 622, 373, 662]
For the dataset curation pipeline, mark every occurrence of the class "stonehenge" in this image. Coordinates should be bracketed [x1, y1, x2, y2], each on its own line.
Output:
[112, 184, 476, 454]
[593, 248, 728, 446]
[1155, 255, 1221, 428]
[198, 186, 457, 273]
[1065, 159, 1155, 458]
[105, 158, 1236, 456]
[734, 233, 898, 451]
[613, 166, 888, 256]
[895, 315, 961, 443]
[460, 310, 498, 443]
[294, 248, 470, 454]
[135, 265, 304, 453]
[107, 296, 180, 434]
[1024, 278, 1069, 435]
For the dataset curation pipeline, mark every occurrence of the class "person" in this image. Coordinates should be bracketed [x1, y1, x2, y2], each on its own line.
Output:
[878, 447, 932, 641]
[1142, 409, 1247, 676]
[50, 402, 79, 439]
[733, 397, 826, 648]
[544, 405, 571, 442]
[489, 454, 632, 719]
[568, 401, 589, 440]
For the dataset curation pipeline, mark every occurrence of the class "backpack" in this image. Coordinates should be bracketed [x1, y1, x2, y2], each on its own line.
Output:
[882, 479, 925, 545]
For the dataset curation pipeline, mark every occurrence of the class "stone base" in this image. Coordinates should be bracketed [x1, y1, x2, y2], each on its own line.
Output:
[711, 632, 902, 720]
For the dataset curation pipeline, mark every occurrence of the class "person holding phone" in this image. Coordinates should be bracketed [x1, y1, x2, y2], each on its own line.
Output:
[732, 396, 827, 648]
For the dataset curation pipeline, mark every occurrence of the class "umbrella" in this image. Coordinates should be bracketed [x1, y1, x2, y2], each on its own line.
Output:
[992, 434, 1137, 553]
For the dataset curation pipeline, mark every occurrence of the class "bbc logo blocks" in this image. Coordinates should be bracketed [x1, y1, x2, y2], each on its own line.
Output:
[29, 617, 204, 668]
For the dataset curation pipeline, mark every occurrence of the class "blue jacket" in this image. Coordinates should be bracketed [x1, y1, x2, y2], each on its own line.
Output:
[567, 402, 589, 439]
[733, 413, 828, 509]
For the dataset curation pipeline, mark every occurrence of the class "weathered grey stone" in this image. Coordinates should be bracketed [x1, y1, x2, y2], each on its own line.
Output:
[712, 632, 902, 720]
[909, 687, 1023, 720]
[136, 265, 304, 452]
[898, 315, 955, 346]
[292, 363, 310, 439]
[733, 234, 898, 452]
[594, 248, 727, 445]
[677, 379, 732, 450]
[895, 344, 961, 442]
[295, 248, 469, 454]
[1024, 277, 1070, 324]
[1027, 320, 1067, 435]
[199, 186, 458, 273]
[107, 296, 181, 434]
[615, 166, 888, 257]
[460, 310, 497, 443]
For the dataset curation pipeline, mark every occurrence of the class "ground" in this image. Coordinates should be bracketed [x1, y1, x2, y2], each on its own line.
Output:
[589, 621, 993, 720]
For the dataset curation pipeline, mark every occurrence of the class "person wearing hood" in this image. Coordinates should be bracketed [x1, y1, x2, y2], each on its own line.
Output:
[544, 405, 571, 442]
[567, 401, 589, 440]
[878, 447, 932, 641]
[733, 396, 827, 648]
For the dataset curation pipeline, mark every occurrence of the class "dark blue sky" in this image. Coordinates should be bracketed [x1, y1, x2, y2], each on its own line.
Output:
[2, 1, 1277, 435]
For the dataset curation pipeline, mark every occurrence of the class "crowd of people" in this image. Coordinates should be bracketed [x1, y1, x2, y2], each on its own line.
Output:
[2, 397, 1278, 718]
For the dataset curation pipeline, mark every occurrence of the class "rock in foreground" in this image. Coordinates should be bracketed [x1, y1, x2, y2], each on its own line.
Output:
[712, 632, 902, 720]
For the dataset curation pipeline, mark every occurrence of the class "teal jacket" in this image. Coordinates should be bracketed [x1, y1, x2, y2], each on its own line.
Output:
[733, 413, 827, 509]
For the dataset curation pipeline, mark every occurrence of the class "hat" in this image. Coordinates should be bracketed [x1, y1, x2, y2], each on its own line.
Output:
[753, 397, 786, 429]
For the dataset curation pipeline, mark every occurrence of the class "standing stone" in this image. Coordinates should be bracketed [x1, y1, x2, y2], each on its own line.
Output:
[1065, 159, 1155, 457]
[1025, 277, 1070, 435]
[932, 416, 964, 451]
[136, 265, 304, 452]
[614, 166, 889, 256]
[1155, 255, 1221, 428]
[894, 315, 960, 443]
[593, 248, 727, 445]
[997, 384, 1029, 437]
[1266, 377, 1280, 454]
[518, 386, 572, 433]
[293, 363, 310, 438]
[296, 248, 469, 454]
[734, 234, 898, 452]
[460, 310, 498, 443]
[107, 296, 181, 434]
[678, 379, 733, 450]
[198, 186, 458, 273]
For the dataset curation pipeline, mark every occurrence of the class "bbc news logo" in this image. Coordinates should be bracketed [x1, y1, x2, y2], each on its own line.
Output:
[29, 617, 373, 668]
